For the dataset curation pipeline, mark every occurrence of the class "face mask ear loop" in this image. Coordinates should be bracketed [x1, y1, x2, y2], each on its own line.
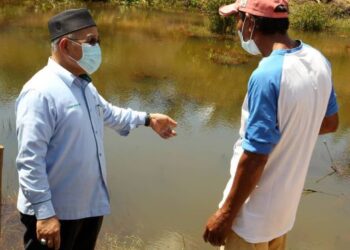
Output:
[69, 39, 82, 47]
[66, 39, 82, 64]
[241, 16, 248, 42]
[250, 18, 256, 41]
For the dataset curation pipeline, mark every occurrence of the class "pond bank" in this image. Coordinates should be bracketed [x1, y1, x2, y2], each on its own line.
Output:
[1, 0, 350, 33]
[0, 195, 142, 250]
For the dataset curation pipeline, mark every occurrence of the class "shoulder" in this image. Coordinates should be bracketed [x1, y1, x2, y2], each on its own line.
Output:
[17, 66, 61, 107]
[302, 43, 325, 56]
[249, 54, 285, 94]
[21, 67, 55, 92]
[301, 43, 331, 68]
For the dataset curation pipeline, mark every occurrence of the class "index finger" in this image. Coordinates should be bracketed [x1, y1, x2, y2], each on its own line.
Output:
[203, 228, 209, 242]
[53, 232, 61, 250]
[167, 117, 177, 127]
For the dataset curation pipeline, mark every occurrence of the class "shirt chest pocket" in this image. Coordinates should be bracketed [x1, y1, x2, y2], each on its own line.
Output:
[85, 90, 104, 134]
[93, 97, 104, 132]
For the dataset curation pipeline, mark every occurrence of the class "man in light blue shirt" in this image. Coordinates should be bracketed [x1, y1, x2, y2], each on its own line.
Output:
[16, 8, 177, 250]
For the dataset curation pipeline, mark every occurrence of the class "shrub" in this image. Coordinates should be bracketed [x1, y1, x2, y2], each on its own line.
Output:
[290, 2, 330, 31]
[206, 0, 236, 34]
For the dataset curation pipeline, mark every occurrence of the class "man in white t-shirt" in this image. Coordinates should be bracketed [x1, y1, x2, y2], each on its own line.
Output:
[203, 0, 339, 249]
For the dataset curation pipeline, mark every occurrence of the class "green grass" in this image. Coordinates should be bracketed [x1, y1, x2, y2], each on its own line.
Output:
[331, 17, 350, 32]
[290, 2, 331, 31]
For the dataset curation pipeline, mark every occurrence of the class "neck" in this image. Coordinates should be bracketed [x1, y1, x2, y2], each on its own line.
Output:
[51, 53, 85, 76]
[255, 33, 297, 57]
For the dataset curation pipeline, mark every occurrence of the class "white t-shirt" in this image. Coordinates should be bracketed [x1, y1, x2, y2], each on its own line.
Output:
[219, 42, 338, 243]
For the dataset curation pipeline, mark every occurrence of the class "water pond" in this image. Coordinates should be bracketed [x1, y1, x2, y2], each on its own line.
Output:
[0, 4, 350, 250]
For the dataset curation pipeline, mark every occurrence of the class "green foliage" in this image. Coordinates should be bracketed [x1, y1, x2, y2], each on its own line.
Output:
[206, 0, 235, 34]
[290, 2, 330, 31]
[123, 0, 140, 5]
[4, 0, 350, 33]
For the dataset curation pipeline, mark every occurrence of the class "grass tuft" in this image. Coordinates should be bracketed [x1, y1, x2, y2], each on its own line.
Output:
[290, 2, 331, 31]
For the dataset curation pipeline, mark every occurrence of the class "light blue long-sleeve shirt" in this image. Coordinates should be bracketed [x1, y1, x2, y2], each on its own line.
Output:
[16, 58, 147, 220]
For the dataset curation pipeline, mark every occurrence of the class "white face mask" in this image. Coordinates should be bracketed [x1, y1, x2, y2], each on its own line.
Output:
[238, 17, 261, 56]
[69, 40, 102, 75]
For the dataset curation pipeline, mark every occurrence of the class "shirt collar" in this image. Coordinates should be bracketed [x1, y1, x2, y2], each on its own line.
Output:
[47, 58, 78, 88]
[79, 74, 92, 83]
[270, 40, 303, 56]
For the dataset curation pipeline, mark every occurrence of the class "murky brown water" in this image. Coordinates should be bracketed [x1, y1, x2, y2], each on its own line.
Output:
[0, 3, 350, 250]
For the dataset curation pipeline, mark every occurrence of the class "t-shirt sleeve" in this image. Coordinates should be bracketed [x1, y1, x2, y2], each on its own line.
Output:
[325, 86, 338, 117]
[242, 74, 281, 155]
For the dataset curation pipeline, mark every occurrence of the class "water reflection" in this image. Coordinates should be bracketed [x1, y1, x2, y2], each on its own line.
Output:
[0, 4, 350, 250]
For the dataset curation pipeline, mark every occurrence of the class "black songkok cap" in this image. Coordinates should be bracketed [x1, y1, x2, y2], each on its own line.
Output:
[48, 8, 96, 41]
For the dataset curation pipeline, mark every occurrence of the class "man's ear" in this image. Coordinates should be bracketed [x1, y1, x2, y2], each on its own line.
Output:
[58, 38, 69, 53]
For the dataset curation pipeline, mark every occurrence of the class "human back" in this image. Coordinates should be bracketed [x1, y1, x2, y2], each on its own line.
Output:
[224, 42, 336, 243]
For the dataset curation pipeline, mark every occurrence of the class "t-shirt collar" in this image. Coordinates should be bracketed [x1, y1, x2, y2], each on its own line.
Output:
[270, 40, 303, 56]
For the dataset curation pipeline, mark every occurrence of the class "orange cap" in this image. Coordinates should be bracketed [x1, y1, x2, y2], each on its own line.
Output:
[219, 0, 289, 18]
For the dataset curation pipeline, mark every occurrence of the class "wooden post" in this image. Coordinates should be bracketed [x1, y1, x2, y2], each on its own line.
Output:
[0, 145, 4, 201]
[0, 145, 3, 204]
[0, 145, 3, 237]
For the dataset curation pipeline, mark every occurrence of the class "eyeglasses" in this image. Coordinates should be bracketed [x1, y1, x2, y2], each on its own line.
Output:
[68, 35, 101, 46]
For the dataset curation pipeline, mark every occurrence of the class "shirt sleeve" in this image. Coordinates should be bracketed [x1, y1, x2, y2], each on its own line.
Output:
[16, 90, 56, 219]
[325, 86, 338, 117]
[98, 94, 147, 136]
[242, 74, 281, 155]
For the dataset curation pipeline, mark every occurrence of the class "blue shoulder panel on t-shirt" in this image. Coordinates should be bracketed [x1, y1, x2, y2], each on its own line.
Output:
[326, 85, 339, 117]
[242, 53, 285, 155]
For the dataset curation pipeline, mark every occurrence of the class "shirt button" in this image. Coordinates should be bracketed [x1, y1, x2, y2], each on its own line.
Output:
[95, 130, 98, 134]
[99, 153, 102, 157]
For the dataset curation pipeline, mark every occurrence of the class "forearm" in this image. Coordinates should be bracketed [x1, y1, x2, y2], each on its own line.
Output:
[99, 95, 147, 135]
[105, 106, 146, 134]
[319, 113, 339, 135]
[17, 154, 56, 219]
[221, 151, 268, 220]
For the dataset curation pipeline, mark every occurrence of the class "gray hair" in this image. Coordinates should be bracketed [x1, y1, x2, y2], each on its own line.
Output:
[51, 33, 75, 52]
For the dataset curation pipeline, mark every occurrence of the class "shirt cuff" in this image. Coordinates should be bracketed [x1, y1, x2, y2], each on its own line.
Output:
[136, 111, 147, 126]
[242, 139, 273, 155]
[33, 200, 56, 219]
[118, 111, 148, 136]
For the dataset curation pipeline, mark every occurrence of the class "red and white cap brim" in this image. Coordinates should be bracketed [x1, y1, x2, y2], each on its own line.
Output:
[219, 2, 239, 17]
